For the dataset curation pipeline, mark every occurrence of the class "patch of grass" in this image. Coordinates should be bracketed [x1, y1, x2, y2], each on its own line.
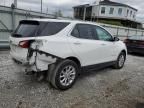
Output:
[98, 20, 123, 26]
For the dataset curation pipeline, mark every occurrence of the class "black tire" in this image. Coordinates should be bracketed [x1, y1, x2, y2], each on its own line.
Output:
[48, 59, 79, 90]
[113, 52, 126, 69]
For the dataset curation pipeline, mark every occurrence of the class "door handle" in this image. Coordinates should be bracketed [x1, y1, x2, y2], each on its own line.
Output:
[73, 42, 81, 45]
[101, 43, 106, 46]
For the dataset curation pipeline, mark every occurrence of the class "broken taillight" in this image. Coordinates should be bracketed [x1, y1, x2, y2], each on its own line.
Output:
[19, 40, 30, 48]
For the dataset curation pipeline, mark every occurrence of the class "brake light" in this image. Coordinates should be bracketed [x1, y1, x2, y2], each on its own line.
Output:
[19, 40, 30, 48]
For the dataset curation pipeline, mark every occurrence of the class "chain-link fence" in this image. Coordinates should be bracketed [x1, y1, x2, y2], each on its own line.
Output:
[0, 6, 144, 48]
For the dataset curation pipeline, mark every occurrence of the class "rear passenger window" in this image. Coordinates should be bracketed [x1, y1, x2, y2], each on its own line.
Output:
[37, 22, 69, 36]
[71, 24, 95, 40]
[78, 24, 94, 39]
[71, 26, 79, 38]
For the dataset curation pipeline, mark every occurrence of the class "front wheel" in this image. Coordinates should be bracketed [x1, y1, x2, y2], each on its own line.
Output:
[49, 60, 79, 90]
[113, 52, 126, 69]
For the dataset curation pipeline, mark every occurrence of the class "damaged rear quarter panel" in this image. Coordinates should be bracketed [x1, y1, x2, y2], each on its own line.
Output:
[28, 35, 75, 72]
[36, 36, 74, 59]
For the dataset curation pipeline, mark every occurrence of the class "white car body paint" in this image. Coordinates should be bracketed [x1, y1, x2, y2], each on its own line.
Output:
[9, 19, 127, 72]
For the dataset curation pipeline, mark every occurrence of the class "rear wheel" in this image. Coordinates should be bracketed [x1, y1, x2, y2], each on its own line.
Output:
[48, 60, 79, 90]
[113, 52, 126, 69]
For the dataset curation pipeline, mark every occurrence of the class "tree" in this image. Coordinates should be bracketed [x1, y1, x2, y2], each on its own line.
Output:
[54, 10, 63, 18]
[57, 10, 63, 17]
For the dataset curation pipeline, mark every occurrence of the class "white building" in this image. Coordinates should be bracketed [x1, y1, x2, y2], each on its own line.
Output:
[73, 0, 142, 28]
[92, 0, 137, 21]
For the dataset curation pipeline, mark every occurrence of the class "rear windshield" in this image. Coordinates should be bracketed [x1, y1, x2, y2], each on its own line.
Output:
[12, 21, 69, 37]
[14, 24, 38, 37]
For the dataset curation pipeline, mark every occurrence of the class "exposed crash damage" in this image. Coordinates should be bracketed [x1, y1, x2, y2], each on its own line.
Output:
[20, 41, 64, 81]
[27, 47, 62, 72]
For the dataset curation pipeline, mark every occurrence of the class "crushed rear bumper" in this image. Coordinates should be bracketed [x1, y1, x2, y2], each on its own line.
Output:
[12, 48, 62, 72]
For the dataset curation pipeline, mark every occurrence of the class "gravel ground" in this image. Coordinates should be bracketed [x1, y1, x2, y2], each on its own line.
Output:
[0, 51, 144, 108]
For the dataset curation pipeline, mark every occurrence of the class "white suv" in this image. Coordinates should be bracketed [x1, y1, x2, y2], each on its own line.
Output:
[10, 19, 127, 90]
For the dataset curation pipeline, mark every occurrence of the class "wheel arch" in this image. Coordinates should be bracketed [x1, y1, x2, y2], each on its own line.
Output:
[66, 56, 81, 68]
[121, 49, 127, 59]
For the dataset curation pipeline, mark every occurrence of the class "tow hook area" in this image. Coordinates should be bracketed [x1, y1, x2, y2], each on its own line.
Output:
[25, 69, 35, 75]
[25, 68, 46, 81]
[35, 71, 47, 81]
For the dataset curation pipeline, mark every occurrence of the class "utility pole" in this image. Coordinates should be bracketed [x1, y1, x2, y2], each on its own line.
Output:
[14, 0, 17, 8]
[47, 7, 48, 14]
[41, 0, 42, 13]
[83, 6, 86, 21]
[97, 0, 101, 22]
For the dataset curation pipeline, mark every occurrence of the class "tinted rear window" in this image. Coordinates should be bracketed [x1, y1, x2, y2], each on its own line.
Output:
[37, 22, 69, 36]
[78, 24, 94, 39]
[71, 24, 95, 40]
[13, 24, 38, 37]
[12, 21, 69, 37]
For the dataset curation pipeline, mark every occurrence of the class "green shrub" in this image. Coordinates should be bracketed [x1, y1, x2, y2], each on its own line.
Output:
[98, 20, 123, 26]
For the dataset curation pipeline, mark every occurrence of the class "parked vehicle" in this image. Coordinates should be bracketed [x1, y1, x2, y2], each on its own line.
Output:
[124, 36, 144, 54]
[10, 19, 127, 90]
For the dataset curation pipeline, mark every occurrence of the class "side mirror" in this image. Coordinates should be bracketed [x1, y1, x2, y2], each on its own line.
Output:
[114, 37, 120, 41]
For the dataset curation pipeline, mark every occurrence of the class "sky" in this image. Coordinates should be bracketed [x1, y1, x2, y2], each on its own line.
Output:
[0, 0, 144, 22]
